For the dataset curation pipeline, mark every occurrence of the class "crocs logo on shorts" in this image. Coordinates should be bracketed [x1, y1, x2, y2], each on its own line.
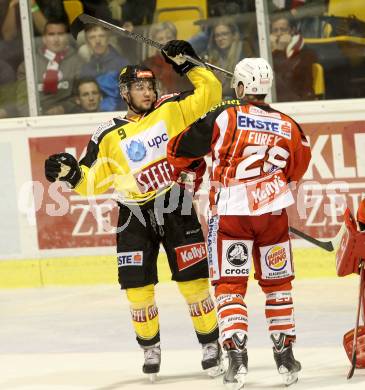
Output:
[117, 251, 143, 266]
[226, 243, 248, 267]
[265, 245, 287, 271]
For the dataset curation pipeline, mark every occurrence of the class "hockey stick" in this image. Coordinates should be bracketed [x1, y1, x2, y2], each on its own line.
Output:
[70, 14, 233, 77]
[289, 222, 346, 252]
[347, 261, 365, 379]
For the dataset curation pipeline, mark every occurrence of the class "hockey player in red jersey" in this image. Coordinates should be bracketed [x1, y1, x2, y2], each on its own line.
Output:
[167, 58, 311, 388]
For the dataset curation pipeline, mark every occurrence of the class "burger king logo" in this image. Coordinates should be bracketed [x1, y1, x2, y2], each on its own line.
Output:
[265, 245, 287, 271]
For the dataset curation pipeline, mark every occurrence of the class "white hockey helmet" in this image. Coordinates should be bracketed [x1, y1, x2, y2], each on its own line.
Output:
[231, 58, 273, 96]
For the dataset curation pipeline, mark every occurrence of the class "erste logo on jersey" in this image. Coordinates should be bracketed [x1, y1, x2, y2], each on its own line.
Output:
[237, 112, 292, 139]
[117, 251, 143, 267]
[120, 120, 169, 169]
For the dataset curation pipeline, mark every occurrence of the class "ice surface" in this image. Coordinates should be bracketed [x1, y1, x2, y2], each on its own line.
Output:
[0, 279, 364, 389]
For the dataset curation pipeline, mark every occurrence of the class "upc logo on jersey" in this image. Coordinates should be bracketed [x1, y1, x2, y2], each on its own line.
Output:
[117, 251, 143, 267]
[237, 112, 291, 139]
[147, 133, 168, 148]
[126, 140, 147, 162]
[120, 120, 169, 169]
[226, 243, 248, 267]
[175, 242, 206, 271]
[265, 245, 287, 271]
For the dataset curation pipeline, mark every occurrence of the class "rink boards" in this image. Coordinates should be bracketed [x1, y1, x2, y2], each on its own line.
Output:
[0, 99, 364, 287]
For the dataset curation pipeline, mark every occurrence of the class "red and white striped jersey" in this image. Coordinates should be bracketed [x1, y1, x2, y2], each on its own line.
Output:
[167, 99, 311, 215]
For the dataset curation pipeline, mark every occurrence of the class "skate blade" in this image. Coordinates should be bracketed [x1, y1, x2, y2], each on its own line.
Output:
[280, 371, 298, 387]
[148, 373, 157, 383]
[223, 377, 246, 390]
[224, 371, 247, 390]
[207, 364, 225, 378]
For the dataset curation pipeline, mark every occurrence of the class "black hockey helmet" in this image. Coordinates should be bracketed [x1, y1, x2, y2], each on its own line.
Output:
[119, 65, 157, 91]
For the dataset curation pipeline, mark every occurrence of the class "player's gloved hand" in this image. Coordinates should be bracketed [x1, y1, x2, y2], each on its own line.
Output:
[45, 153, 82, 188]
[172, 159, 206, 194]
[162, 40, 201, 75]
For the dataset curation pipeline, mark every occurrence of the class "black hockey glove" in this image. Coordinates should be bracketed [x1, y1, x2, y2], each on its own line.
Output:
[162, 40, 201, 75]
[45, 153, 82, 188]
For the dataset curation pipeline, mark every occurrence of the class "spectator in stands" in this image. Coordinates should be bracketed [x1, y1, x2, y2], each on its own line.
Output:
[204, 21, 252, 98]
[16, 20, 83, 116]
[72, 78, 102, 113]
[2, 0, 67, 40]
[143, 21, 192, 95]
[190, 1, 258, 57]
[270, 14, 316, 101]
[1, 0, 68, 74]
[80, 24, 128, 111]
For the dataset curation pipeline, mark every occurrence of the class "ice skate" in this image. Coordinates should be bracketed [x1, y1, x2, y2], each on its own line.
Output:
[142, 343, 161, 382]
[271, 334, 301, 386]
[223, 333, 248, 390]
[201, 340, 225, 377]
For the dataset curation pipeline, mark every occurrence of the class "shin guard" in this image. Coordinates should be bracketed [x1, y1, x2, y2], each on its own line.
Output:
[177, 278, 219, 344]
[126, 284, 160, 346]
[265, 289, 295, 337]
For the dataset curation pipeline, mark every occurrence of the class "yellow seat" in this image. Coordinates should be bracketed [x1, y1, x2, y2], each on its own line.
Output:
[154, 0, 207, 40]
[63, 0, 84, 24]
[312, 62, 325, 97]
[328, 0, 365, 22]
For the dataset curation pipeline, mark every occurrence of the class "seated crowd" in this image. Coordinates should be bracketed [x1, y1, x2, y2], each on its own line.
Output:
[0, 0, 364, 118]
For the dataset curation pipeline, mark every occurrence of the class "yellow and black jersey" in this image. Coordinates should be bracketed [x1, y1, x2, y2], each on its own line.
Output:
[74, 67, 222, 205]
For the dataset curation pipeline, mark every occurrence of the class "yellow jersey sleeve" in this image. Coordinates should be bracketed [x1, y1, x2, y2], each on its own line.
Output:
[74, 136, 114, 196]
[176, 67, 222, 129]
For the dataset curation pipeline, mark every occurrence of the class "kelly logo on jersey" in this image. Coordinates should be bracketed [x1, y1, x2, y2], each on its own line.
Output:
[246, 171, 290, 213]
[175, 242, 206, 271]
[237, 112, 292, 139]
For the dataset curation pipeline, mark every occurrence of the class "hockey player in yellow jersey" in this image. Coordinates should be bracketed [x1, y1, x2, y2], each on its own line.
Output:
[45, 40, 223, 380]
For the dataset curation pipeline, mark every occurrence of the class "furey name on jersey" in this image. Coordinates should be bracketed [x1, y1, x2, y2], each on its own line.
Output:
[237, 112, 292, 141]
